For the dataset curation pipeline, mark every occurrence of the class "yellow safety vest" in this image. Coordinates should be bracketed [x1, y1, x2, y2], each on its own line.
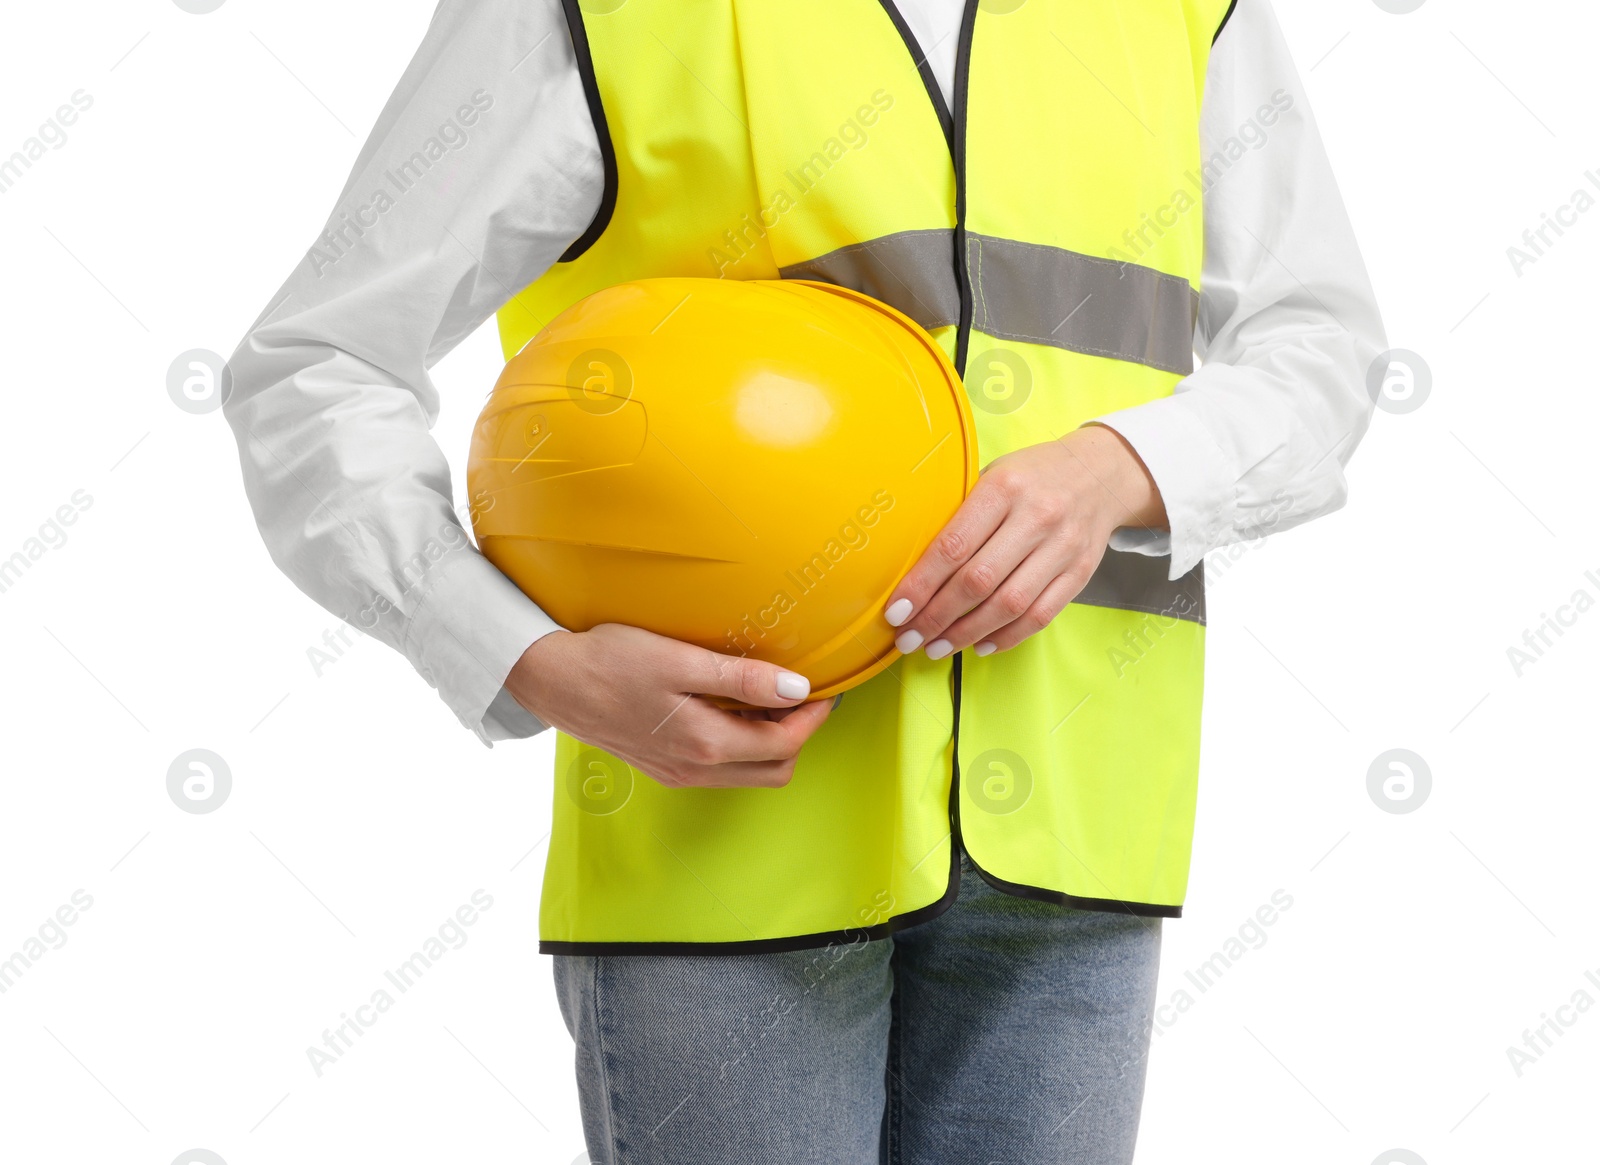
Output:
[499, 0, 1231, 953]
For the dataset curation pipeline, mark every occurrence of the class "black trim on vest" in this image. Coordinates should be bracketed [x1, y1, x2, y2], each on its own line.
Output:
[950, 0, 979, 379]
[556, 0, 618, 262]
[939, 3, 981, 937]
[966, 859, 1185, 919]
[876, 1, 956, 153]
[950, 649, 966, 851]
[540, 823, 964, 957]
[1213, 0, 1240, 44]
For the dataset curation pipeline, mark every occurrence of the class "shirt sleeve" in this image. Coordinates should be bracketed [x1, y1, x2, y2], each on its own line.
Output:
[222, 0, 603, 745]
[1091, 0, 1387, 578]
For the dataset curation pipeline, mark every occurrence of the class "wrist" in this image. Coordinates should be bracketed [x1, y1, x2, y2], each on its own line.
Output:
[505, 628, 579, 725]
[1072, 424, 1167, 534]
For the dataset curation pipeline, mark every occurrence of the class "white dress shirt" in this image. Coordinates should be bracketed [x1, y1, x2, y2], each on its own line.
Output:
[223, 0, 1386, 745]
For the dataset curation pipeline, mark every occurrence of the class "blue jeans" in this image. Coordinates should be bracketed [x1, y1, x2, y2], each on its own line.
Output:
[554, 851, 1163, 1164]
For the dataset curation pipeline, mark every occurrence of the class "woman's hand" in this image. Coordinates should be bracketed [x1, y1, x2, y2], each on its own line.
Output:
[505, 624, 834, 789]
[883, 425, 1167, 659]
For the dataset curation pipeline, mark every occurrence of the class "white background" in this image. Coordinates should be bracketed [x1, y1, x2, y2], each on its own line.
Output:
[1, 1, 1595, 1163]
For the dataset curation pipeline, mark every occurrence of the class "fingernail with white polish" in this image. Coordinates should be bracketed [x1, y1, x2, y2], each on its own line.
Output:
[884, 598, 914, 627]
[975, 642, 998, 657]
[924, 639, 954, 661]
[895, 629, 924, 654]
[776, 672, 810, 700]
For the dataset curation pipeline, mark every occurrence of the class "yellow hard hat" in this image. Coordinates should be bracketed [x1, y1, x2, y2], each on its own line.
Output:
[467, 277, 978, 702]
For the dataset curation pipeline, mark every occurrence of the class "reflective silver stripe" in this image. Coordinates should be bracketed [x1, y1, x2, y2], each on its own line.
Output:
[1075, 551, 1205, 626]
[780, 229, 961, 332]
[966, 234, 1198, 376]
[780, 229, 1198, 375]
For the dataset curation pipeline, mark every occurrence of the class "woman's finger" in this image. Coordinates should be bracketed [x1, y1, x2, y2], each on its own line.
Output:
[970, 569, 1089, 656]
[925, 544, 1084, 656]
[881, 476, 1012, 634]
[891, 513, 1043, 656]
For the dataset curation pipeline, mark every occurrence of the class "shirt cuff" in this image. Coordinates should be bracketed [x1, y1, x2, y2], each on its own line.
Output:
[399, 546, 564, 746]
[1089, 390, 1236, 579]
[482, 685, 550, 740]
